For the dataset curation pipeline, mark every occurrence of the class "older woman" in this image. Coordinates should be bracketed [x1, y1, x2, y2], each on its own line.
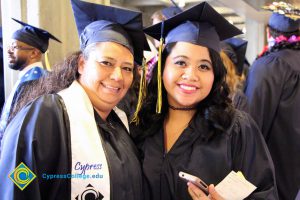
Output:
[0, 0, 148, 200]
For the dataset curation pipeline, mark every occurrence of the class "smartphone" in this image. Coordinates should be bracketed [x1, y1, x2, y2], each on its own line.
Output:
[179, 171, 209, 195]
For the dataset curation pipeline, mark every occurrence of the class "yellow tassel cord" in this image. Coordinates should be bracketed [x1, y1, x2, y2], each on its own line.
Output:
[131, 58, 147, 124]
[156, 37, 164, 114]
[45, 50, 51, 71]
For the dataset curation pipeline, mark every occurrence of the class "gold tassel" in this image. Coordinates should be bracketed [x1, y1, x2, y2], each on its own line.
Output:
[131, 58, 147, 124]
[156, 37, 164, 114]
[45, 50, 51, 71]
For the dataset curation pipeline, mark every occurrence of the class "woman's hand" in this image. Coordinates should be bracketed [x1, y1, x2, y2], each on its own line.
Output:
[188, 182, 224, 200]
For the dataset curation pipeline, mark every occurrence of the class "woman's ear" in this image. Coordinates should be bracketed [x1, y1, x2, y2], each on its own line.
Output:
[78, 55, 85, 75]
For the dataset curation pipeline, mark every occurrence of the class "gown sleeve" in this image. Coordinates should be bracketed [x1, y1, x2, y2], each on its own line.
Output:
[244, 56, 289, 138]
[0, 94, 71, 200]
[230, 111, 278, 199]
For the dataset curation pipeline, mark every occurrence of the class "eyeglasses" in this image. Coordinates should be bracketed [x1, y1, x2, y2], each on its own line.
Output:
[8, 45, 35, 51]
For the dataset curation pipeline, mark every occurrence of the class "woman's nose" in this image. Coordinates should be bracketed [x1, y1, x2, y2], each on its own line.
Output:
[110, 67, 123, 81]
[182, 66, 199, 81]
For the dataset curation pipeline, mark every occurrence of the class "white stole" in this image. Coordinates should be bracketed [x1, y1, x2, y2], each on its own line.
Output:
[58, 81, 110, 200]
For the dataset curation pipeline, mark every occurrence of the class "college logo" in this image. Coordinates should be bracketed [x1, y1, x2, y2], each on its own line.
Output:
[75, 184, 104, 200]
[9, 162, 36, 190]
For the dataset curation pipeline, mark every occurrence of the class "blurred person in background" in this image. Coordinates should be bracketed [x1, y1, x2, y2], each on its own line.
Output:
[245, 12, 300, 200]
[220, 38, 249, 111]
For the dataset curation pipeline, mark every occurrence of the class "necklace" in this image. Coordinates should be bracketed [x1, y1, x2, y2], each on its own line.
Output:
[169, 105, 196, 111]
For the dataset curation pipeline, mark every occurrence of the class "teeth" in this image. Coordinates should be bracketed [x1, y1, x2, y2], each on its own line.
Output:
[104, 84, 119, 90]
[180, 85, 196, 91]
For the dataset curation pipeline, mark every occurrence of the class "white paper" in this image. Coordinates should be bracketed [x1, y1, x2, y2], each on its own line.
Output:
[215, 171, 257, 200]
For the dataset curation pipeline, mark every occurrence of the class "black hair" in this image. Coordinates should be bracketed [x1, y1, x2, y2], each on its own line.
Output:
[259, 26, 300, 58]
[135, 42, 234, 139]
[268, 25, 300, 39]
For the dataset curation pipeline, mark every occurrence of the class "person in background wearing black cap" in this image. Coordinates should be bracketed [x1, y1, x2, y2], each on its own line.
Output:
[244, 12, 300, 200]
[221, 38, 249, 87]
[220, 38, 249, 111]
[0, 18, 61, 139]
[0, 0, 148, 199]
[131, 2, 278, 200]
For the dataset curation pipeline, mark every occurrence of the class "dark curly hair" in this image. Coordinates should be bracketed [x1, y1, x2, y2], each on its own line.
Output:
[260, 26, 300, 58]
[135, 43, 234, 138]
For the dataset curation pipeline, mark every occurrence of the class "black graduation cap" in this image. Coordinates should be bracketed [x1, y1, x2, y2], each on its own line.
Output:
[70, 0, 149, 65]
[221, 38, 248, 76]
[144, 2, 243, 52]
[12, 18, 61, 53]
[162, 6, 182, 19]
[268, 13, 300, 32]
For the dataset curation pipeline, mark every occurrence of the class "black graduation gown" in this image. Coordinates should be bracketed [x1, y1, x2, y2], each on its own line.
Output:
[245, 49, 300, 200]
[0, 67, 46, 141]
[139, 110, 278, 200]
[232, 89, 249, 112]
[0, 94, 143, 200]
[117, 86, 138, 120]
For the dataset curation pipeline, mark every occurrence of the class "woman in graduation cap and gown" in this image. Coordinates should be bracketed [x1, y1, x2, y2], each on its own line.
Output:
[0, 0, 148, 199]
[132, 2, 279, 200]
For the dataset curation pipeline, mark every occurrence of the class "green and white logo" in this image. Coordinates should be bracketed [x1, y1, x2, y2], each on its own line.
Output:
[9, 162, 36, 190]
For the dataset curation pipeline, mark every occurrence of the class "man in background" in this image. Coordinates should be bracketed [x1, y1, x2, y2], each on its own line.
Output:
[0, 18, 61, 140]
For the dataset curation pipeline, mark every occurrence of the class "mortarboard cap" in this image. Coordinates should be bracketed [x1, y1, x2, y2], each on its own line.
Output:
[221, 38, 248, 76]
[144, 2, 243, 52]
[70, 0, 149, 65]
[268, 13, 300, 32]
[162, 6, 182, 19]
[12, 18, 61, 53]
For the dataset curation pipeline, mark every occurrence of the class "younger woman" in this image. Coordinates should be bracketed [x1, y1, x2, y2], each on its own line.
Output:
[134, 2, 278, 200]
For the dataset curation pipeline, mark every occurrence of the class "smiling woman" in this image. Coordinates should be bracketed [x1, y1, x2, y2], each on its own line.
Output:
[163, 42, 214, 109]
[78, 42, 134, 120]
[0, 1, 148, 200]
[132, 2, 279, 200]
